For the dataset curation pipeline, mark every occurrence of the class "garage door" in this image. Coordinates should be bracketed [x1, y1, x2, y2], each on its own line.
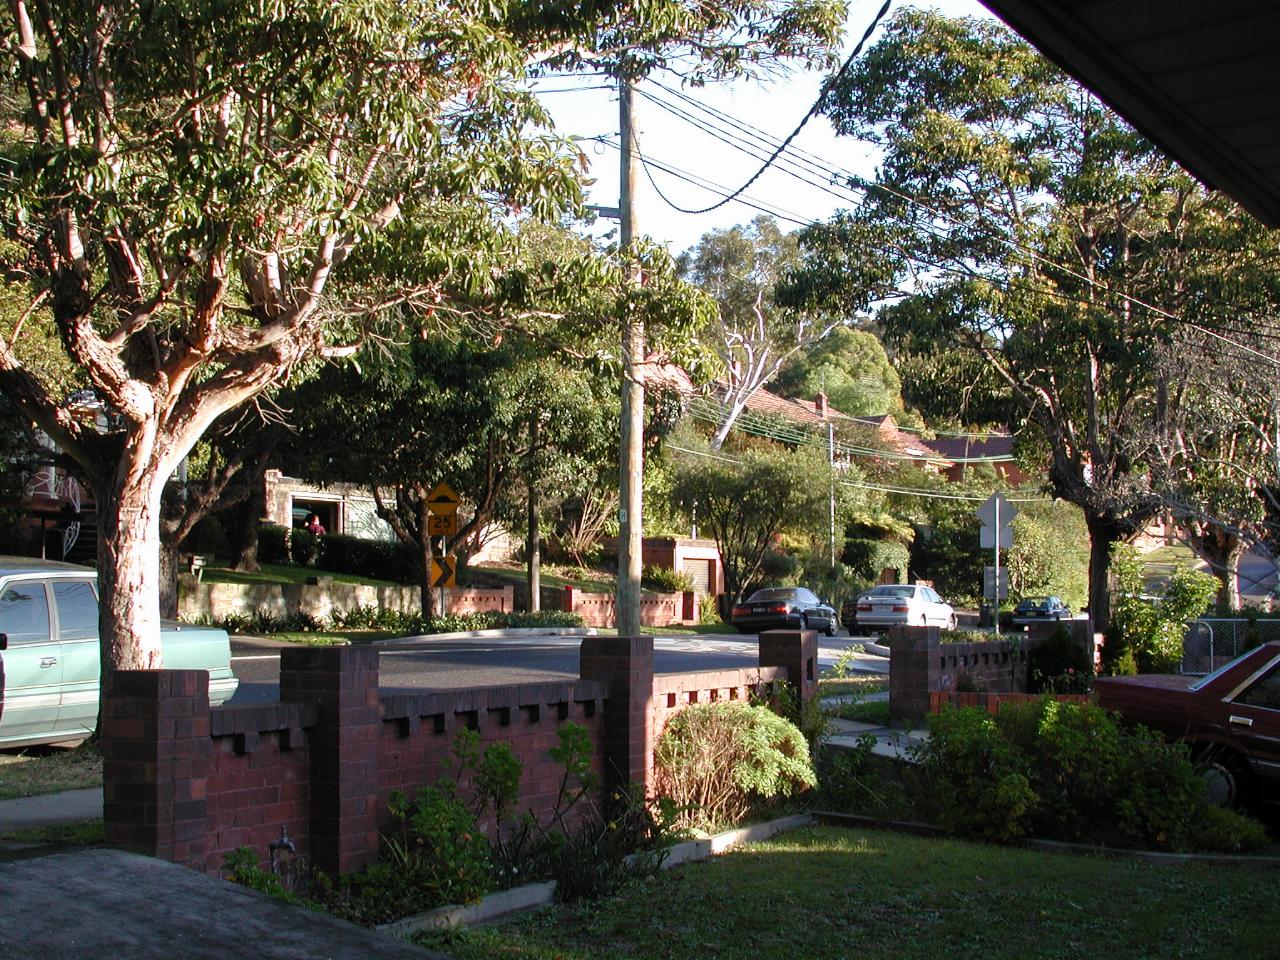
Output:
[683, 559, 712, 594]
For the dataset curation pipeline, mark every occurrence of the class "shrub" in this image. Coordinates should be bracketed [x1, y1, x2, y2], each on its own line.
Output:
[653, 701, 817, 833]
[1109, 544, 1217, 673]
[1027, 626, 1093, 693]
[915, 701, 1267, 852]
[641, 565, 694, 593]
[912, 707, 1037, 842]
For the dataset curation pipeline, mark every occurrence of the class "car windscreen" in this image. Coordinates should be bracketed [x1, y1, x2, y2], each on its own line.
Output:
[868, 586, 913, 598]
[746, 588, 798, 602]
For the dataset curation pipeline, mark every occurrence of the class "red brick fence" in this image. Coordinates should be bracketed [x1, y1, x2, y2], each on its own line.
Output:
[100, 631, 816, 877]
[888, 621, 1097, 725]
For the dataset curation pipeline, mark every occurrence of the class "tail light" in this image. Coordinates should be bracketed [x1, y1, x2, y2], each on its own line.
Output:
[892, 602, 909, 612]
[731, 606, 749, 619]
[768, 603, 788, 614]
[857, 602, 871, 612]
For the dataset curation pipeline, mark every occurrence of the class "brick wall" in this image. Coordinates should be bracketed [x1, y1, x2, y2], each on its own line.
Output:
[101, 629, 814, 877]
[928, 690, 1092, 714]
[562, 586, 699, 628]
[889, 621, 1095, 725]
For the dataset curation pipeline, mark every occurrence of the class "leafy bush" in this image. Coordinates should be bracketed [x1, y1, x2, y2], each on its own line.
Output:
[840, 538, 910, 584]
[698, 593, 723, 625]
[913, 701, 1266, 852]
[912, 706, 1037, 842]
[815, 734, 912, 818]
[1027, 626, 1093, 693]
[653, 701, 817, 833]
[255, 523, 420, 583]
[1109, 545, 1217, 673]
[641, 565, 694, 593]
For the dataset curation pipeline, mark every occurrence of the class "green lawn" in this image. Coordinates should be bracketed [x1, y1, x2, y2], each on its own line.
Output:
[201, 562, 400, 588]
[0, 744, 102, 800]
[416, 825, 1277, 960]
[261, 630, 399, 646]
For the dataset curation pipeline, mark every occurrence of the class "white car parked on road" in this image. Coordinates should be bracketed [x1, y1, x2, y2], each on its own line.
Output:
[853, 584, 956, 630]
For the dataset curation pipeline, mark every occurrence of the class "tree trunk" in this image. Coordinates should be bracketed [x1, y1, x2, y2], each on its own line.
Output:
[96, 469, 167, 672]
[158, 537, 180, 620]
[1190, 527, 1245, 612]
[1085, 514, 1122, 634]
[527, 482, 541, 613]
[229, 472, 268, 572]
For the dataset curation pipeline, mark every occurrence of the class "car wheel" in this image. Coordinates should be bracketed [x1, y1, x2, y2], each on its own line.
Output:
[919, 614, 928, 628]
[1194, 746, 1252, 810]
[799, 614, 809, 633]
[824, 620, 836, 637]
[946, 614, 957, 631]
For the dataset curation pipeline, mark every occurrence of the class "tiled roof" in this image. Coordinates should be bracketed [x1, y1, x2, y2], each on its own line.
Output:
[924, 433, 1016, 462]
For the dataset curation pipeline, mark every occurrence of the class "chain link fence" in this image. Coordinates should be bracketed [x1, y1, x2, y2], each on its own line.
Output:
[1181, 617, 1280, 675]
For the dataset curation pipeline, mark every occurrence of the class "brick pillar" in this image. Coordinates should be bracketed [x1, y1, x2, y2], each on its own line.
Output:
[101, 670, 211, 870]
[563, 585, 576, 615]
[279, 646, 380, 875]
[888, 626, 940, 725]
[580, 635, 654, 796]
[758, 629, 819, 708]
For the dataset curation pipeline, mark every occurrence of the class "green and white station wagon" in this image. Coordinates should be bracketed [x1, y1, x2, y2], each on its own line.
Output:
[0, 556, 238, 748]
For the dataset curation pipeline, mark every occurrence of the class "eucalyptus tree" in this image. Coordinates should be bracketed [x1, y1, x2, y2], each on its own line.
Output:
[794, 10, 1280, 629]
[678, 216, 841, 448]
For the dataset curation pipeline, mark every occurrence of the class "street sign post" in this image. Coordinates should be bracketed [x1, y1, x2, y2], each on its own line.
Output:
[976, 492, 1018, 634]
[426, 482, 461, 516]
[427, 482, 462, 613]
[428, 513, 458, 537]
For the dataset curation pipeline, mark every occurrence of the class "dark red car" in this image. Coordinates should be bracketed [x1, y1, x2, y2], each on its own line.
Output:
[1094, 641, 1280, 809]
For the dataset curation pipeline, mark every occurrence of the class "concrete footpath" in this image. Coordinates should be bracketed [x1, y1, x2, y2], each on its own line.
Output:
[0, 848, 448, 960]
[0, 786, 101, 833]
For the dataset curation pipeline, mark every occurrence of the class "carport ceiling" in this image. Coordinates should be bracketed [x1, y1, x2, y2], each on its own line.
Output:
[979, 1, 1280, 227]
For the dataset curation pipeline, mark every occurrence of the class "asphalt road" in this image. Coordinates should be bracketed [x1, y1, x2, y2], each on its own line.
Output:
[228, 632, 886, 705]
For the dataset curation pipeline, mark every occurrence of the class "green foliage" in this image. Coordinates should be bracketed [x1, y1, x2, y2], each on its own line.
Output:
[200, 605, 583, 639]
[815, 734, 899, 816]
[1027, 627, 1093, 694]
[669, 441, 834, 599]
[774, 327, 906, 418]
[654, 702, 817, 833]
[641, 565, 694, 594]
[1109, 545, 1217, 672]
[841, 538, 910, 583]
[221, 848, 313, 908]
[1006, 503, 1089, 612]
[913, 707, 1037, 843]
[914, 702, 1266, 853]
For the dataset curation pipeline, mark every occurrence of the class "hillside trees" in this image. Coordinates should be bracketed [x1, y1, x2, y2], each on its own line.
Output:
[772, 326, 905, 419]
[796, 10, 1280, 629]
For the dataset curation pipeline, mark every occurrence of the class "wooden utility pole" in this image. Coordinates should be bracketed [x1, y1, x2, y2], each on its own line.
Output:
[616, 77, 644, 638]
[527, 414, 541, 612]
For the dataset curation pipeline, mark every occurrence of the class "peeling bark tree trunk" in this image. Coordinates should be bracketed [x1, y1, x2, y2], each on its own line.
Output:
[158, 538, 180, 620]
[95, 467, 167, 672]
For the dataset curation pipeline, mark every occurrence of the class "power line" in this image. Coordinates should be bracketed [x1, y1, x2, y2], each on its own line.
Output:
[628, 0, 893, 216]
[637, 78, 1280, 366]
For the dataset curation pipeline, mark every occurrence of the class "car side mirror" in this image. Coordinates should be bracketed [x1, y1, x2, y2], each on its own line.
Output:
[0, 633, 7, 651]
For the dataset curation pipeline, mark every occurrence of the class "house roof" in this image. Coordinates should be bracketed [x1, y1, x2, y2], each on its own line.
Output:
[925, 432, 1016, 462]
[979, 0, 1280, 227]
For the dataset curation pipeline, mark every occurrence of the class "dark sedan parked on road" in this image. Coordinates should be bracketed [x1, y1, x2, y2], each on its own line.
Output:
[731, 587, 837, 636]
[1012, 595, 1072, 625]
[1095, 641, 1280, 809]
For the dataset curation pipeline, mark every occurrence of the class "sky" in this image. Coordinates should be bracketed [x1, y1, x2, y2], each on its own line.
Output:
[534, 1, 994, 256]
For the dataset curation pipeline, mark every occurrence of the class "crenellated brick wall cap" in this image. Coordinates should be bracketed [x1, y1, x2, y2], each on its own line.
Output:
[101, 669, 213, 871]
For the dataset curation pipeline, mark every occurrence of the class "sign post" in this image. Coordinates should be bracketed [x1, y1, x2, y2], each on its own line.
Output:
[976, 492, 1018, 635]
[426, 482, 461, 616]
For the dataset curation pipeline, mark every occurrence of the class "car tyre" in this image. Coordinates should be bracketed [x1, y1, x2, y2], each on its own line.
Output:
[946, 614, 957, 631]
[799, 614, 809, 633]
[1194, 746, 1252, 810]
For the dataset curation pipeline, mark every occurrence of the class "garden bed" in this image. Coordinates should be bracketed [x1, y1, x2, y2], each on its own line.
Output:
[378, 814, 813, 935]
